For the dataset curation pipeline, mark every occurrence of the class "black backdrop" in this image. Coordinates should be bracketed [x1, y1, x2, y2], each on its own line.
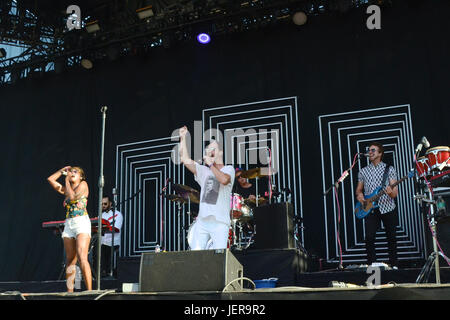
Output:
[1, 0, 449, 281]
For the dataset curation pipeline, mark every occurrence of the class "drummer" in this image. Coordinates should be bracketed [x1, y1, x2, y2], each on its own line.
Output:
[233, 167, 266, 205]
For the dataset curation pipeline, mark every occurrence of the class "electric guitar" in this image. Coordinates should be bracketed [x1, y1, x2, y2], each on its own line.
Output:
[354, 169, 415, 219]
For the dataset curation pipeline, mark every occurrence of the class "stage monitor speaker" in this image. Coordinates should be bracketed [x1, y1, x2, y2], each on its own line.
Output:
[139, 249, 243, 292]
[253, 202, 295, 249]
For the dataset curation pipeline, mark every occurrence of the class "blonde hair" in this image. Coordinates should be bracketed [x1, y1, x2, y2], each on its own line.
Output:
[72, 166, 86, 181]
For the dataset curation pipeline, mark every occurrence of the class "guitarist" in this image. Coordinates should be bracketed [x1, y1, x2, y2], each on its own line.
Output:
[356, 142, 399, 270]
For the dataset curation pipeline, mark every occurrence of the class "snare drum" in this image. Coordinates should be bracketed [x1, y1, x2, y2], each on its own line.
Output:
[426, 146, 450, 171]
[231, 193, 244, 219]
[238, 205, 253, 222]
[416, 156, 431, 178]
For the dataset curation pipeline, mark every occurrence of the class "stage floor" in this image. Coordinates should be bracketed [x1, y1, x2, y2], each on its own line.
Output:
[1, 282, 450, 301]
[2, 248, 450, 301]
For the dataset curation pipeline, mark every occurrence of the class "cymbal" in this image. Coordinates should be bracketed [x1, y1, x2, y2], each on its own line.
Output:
[173, 184, 199, 194]
[163, 194, 187, 203]
[239, 168, 268, 179]
[173, 184, 200, 204]
[244, 197, 268, 206]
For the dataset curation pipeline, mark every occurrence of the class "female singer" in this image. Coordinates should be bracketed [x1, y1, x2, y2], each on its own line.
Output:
[47, 166, 92, 292]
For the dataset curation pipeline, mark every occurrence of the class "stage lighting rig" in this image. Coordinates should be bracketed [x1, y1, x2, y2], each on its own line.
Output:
[137, 6, 154, 20]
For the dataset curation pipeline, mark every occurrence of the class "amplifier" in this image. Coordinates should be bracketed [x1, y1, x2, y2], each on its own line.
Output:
[139, 249, 243, 292]
[253, 202, 295, 249]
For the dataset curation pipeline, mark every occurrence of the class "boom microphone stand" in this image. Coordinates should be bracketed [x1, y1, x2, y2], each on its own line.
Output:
[96, 106, 107, 290]
[323, 152, 364, 270]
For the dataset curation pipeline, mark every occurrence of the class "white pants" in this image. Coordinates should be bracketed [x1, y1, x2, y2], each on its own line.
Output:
[188, 216, 229, 250]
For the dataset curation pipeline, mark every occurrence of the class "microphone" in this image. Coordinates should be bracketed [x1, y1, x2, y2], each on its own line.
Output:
[422, 136, 430, 149]
[112, 188, 117, 206]
[415, 136, 430, 154]
[358, 153, 369, 157]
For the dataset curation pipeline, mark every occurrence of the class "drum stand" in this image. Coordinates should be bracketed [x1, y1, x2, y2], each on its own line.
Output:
[416, 188, 441, 284]
[230, 219, 243, 250]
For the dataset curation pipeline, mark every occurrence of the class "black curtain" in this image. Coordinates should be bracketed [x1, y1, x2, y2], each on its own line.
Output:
[0, 0, 449, 281]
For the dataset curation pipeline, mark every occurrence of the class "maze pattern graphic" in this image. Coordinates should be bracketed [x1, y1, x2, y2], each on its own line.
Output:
[116, 96, 305, 257]
[319, 104, 426, 263]
[115, 137, 190, 257]
[202, 96, 304, 245]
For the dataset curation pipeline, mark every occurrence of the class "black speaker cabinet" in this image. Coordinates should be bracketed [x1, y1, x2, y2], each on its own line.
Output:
[254, 202, 295, 249]
[139, 249, 243, 292]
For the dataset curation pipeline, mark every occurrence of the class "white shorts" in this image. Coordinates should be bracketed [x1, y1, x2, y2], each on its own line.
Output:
[61, 215, 91, 239]
[187, 216, 229, 250]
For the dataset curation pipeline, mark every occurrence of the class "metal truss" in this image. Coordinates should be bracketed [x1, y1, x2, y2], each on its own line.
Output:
[0, 0, 385, 86]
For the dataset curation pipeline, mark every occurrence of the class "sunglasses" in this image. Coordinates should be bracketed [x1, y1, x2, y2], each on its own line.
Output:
[368, 148, 378, 153]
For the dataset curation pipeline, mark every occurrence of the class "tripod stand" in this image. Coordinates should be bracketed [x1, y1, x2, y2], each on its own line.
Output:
[416, 187, 441, 284]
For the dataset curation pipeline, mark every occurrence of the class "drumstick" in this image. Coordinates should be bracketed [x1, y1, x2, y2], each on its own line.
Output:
[438, 157, 450, 171]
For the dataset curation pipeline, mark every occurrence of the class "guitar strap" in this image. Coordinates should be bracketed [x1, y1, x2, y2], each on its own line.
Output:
[381, 165, 391, 189]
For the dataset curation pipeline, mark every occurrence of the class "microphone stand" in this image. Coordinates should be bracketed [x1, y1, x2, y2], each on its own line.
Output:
[322, 153, 362, 270]
[96, 106, 107, 290]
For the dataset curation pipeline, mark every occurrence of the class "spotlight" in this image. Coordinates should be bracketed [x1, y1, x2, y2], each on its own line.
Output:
[0, 48, 6, 58]
[81, 58, 93, 69]
[292, 12, 307, 26]
[136, 6, 154, 19]
[197, 33, 211, 44]
[86, 20, 100, 33]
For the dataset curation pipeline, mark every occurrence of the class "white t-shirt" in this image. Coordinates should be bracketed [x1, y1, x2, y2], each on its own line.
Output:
[194, 163, 235, 225]
[101, 209, 123, 247]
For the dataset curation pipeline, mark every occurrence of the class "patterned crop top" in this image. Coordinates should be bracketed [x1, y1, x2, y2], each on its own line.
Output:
[63, 196, 88, 219]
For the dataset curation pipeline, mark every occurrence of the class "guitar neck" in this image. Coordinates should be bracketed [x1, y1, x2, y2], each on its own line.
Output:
[367, 175, 408, 202]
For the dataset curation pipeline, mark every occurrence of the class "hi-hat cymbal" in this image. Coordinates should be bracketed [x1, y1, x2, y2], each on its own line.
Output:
[239, 168, 268, 179]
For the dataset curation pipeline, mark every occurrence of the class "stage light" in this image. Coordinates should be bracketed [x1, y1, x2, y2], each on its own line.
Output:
[292, 12, 307, 26]
[136, 6, 154, 20]
[86, 20, 100, 33]
[0, 48, 6, 58]
[197, 33, 211, 44]
[81, 58, 93, 69]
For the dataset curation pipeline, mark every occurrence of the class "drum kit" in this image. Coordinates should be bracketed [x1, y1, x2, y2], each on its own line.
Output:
[162, 167, 277, 250]
[416, 146, 450, 185]
[414, 145, 450, 284]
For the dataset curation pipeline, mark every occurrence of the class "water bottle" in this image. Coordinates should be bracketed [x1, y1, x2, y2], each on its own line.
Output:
[437, 196, 446, 215]
[155, 244, 161, 253]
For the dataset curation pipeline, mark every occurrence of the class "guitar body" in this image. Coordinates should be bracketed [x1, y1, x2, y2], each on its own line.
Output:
[354, 187, 381, 219]
[353, 169, 415, 220]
